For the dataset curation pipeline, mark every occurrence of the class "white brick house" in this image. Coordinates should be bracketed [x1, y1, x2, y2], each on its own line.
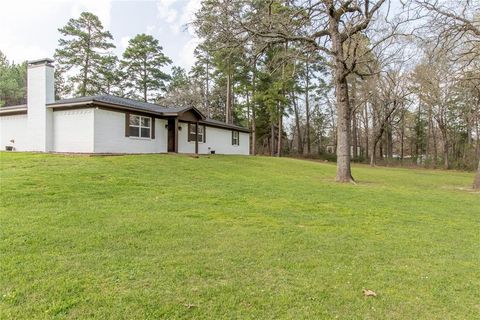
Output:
[0, 59, 250, 155]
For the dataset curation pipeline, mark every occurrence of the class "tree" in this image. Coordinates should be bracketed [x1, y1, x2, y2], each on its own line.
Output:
[0, 52, 26, 107]
[418, 0, 480, 186]
[121, 34, 172, 102]
[97, 55, 124, 96]
[227, 0, 391, 182]
[55, 12, 116, 96]
[475, 160, 480, 189]
[161, 66, 204, 108]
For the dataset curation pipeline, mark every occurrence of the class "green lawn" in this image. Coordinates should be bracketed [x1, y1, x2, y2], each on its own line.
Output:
[1, 153, 479, 319]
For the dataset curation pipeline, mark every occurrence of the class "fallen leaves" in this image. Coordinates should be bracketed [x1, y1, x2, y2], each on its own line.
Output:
[363, 289, 377, 297]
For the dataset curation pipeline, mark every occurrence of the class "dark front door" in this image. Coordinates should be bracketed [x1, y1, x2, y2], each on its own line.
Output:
[168, 119, 175, 152]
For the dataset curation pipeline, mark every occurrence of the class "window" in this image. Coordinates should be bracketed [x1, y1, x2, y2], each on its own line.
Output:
[232, 130, 239, 145]
[128, 114, 152, 138]
[188, 123, 205, 142]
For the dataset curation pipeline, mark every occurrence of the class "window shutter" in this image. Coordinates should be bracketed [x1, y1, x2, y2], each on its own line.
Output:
[231, 130, 234, 145]
[237, 131, 239, 145]
[188, 123, 192, 142]
[151, 117, 155, 139]
[125, 112, 130, 137]
[203, 125, 206, 142]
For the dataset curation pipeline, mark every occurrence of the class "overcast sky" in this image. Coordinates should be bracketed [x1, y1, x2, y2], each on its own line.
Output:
[0, 0, 201, 70]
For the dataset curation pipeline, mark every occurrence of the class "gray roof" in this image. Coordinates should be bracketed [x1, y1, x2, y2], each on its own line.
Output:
[47, 94, 249, 132]
[200, 118, 249, 132]
[48, 95, 189, 114]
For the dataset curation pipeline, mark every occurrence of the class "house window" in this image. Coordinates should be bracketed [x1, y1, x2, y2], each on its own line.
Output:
[232, 131, 239, 145]
[188, 123, 205, 142]
[129, 114, 152, 138]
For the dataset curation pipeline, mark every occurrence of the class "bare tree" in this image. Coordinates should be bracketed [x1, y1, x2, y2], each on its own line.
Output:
[418, 0, 480, 187]
[234, 0, 399, 182]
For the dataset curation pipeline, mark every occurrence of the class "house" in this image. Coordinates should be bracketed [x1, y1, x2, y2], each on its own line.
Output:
[0, 58, 250, 155]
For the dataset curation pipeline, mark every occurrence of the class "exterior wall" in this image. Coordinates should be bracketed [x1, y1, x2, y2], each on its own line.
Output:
[177, 122, 196, 154]
[93, 108, 167, 153]
[27, 64, 54, 151]
[178, 122, 250, 155]
[1, 106, 250, 155]
[0, 114, 28, 151]
[200, 126, 249, 155]
[53, 109, 94, 153]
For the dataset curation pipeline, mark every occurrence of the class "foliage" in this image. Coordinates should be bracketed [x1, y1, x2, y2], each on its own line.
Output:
[0, 51, 27, 107]
[121, 33, 172, 102]
[54, 12, 116, 97]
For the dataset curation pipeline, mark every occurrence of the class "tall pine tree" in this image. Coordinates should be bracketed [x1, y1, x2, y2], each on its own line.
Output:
[0, 51, 27, 107]
[55, 12, 116, 97]
[121, 34, 171, 102]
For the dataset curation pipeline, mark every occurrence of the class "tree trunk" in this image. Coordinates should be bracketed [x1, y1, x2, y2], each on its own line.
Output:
[270, 123, 275, 157]
[364, 103, 369, 159]
[292, 92, 303, 154]
[432, 120, 438, 166]
[400, 110, 405, 163]
[82, 25, 92, 97]
[226, 72, 232, 124]
[251, 59, 257, 156]
[206, 59, 210, 118]
[370, 141, 377, 167]
[277, 41, 287, 158]
[386, 121, 393, 164]
[474, 160, 480, 190]
[277, 110, 282, 157]
[305, 58, 311, 154]
[330, 17, 353, 182]
[143, 57, 148, 102]
[441, 129, 449, 169]
[351, 79, 358, 158]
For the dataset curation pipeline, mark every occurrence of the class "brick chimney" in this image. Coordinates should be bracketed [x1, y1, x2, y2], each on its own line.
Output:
[27, 58, 54, 151]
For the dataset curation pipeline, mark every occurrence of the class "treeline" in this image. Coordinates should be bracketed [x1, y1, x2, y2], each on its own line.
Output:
[0, 53, 26, 107]
[181, 0, 479, 173]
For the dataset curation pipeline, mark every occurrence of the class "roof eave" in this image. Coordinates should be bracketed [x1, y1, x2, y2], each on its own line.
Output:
[0, 105, 28, 116]
[48, 100, 165, 116]
[199, 120, 250, 133]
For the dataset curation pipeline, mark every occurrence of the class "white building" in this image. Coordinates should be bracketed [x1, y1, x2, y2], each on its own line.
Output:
[0, 59, 250, 155]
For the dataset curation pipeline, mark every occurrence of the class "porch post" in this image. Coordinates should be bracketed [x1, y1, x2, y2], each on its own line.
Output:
[174, 118, 178, 153]
[195, 121, 199, 154]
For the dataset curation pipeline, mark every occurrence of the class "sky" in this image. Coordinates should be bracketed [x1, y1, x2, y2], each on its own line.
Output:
[0, 0, 201, 70]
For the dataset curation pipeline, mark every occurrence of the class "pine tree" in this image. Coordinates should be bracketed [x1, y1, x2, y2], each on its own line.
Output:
[121, 34, 172, 102]
[0, 51, 27, 107]
[97, 55, 123, 95]
[54, 12, 115, 97]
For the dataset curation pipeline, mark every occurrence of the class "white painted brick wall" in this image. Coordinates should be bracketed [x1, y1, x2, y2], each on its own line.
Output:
[178, 122, 250, 155]
[0, 114, 28, 151]
[53, 109, 94, 153]
[93, 108, 168, 153]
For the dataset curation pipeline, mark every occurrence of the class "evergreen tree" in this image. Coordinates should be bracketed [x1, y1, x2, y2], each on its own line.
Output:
[0, 51, 27, 107]
[97, 55, 123, 96]
[54, 66, 73, 100]
[54, 12, 115, 97]
[121, 34, 172, 102]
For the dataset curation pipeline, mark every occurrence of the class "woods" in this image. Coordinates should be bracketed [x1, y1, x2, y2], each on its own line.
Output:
[0, 0, 479, 187]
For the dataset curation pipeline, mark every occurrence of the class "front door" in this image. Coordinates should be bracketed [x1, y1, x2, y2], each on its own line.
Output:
[168, 119, 175, 152]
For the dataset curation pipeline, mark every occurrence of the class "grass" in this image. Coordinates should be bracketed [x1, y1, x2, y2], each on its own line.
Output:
[0, 152, 479, 319]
